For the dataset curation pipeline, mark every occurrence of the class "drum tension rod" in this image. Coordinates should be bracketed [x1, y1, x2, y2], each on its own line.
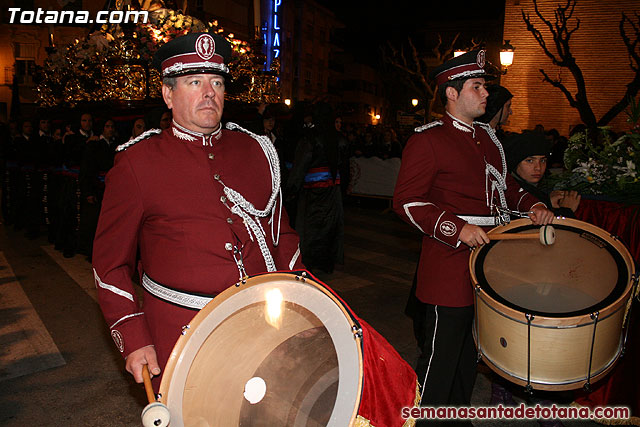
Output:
[584, 311, 600, 392]
[524, 313, 534, 395]
[623, 274, 640, 356]
[473, 285, 482, 363]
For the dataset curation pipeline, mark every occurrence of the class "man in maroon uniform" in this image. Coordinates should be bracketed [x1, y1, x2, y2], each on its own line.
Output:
[393, 50, 554, 417]
[92, 32, 302, 388]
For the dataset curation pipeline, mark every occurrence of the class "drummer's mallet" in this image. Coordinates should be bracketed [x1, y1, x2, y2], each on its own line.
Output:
[140, 365, 171, 427]
[488, 224, 556, 246]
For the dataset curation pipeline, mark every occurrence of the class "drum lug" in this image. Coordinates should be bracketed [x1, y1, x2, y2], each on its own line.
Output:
[525, 313, 535, 393]
[351, 325, 363, 339]
[181, 325, 190, 336]
[524, 384, 534, 396]
[295, 272, 307, 282]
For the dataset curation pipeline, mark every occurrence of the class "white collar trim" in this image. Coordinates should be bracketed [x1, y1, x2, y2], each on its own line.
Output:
[171, 120, 222, 146]
[447, 112, 475, 137]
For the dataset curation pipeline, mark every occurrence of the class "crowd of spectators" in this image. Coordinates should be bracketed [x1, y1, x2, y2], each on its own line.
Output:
[0, 101, 589, 267]
[0, 107, 171, 260]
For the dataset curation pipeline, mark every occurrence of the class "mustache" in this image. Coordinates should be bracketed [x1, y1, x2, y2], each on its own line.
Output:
[196, 101, 219, 109]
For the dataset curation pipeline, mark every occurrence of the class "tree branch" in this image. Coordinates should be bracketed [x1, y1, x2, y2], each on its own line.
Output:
[598, 12, 640, 125]
[525, 0, 597, 127]
[539, 69, 577, 107]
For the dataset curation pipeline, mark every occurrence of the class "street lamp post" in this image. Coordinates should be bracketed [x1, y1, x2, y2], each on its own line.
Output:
[500, 40, 515, 73]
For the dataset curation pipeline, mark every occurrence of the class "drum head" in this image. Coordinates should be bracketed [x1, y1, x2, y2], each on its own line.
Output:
[474, 221, 630, 317]
[159, 273, 363, 427]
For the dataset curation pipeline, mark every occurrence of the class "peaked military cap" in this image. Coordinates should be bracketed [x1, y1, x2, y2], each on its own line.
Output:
[430, 50, 495, 86]
[153, 32, 232, 79]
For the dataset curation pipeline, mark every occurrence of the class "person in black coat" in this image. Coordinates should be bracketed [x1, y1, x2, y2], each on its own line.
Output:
[78, 118, 118, 260]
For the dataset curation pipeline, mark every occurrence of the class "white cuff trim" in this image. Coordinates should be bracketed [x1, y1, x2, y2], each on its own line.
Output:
[93, 268, 134, 302]
[110, 312, 144, 329]
[516, 192, 528, 210]
[404, 202, 434, 234]
[289, 245, 301, 270]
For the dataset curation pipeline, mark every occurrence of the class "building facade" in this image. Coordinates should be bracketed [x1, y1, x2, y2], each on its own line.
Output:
[502, 0, 639, 135]
[0, 0, 388, 126]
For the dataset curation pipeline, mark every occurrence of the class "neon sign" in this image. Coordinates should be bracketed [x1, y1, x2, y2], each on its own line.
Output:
[263, 0, 281, 72]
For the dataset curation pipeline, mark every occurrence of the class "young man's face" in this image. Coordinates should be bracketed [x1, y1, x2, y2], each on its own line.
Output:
[163, 74, 225, 134]
[103, 120, 115, 139]
[448, 78, 488, 123]
[132, 118, 145, 137]
[22, 121, 33, 136]
[517, 155, 547, 184]
[80, 114, 93, 132]
[499, 99, 513, 126]
[159, 112, 172, 130]
[39, 119, 50, 133]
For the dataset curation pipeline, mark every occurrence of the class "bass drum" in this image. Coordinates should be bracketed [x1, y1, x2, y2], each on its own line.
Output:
[158, 271, 418, 426]
[470, 218, 635, 391]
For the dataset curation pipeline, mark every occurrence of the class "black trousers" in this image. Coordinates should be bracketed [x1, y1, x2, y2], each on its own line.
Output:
[415, 303, 477, 411]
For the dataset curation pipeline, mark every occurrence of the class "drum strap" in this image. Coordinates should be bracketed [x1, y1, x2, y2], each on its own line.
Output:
[141, 273, 214, 310]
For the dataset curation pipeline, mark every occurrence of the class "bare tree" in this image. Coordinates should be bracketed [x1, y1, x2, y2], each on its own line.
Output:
[381, 34, 460, 121]
[522, 0, 640, 129]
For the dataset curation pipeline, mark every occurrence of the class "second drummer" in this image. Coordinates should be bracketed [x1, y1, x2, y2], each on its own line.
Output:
[393, 50, 554, 416]
[92, 32, 303, 388]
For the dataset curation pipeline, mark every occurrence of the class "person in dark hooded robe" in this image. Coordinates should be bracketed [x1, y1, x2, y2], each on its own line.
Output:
[477, 84, 513, 139]
[286, 102, 347, 273]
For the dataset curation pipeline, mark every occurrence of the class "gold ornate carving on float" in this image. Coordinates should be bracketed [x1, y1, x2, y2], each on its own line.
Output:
[36, 1, 280, 107]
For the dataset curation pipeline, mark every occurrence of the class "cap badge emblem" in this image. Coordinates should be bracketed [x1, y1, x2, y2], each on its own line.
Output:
[196, 34, 216, 60]
[476, 50, 486, 68]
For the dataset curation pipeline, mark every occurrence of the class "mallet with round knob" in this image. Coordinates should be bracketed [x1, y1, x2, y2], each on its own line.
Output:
[140, 365, 171, 427]
[488, 224, 556, 246]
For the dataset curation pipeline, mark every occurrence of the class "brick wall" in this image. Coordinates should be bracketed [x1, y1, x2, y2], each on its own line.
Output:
[502, 0, 638, 136]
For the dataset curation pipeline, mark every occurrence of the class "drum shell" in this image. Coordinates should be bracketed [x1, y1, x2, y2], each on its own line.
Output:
[470, 218, 635, 391]
[475, 290, 626, 390]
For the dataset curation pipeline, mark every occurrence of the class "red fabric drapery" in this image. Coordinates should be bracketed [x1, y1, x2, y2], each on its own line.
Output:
[573, 198, 640, 420]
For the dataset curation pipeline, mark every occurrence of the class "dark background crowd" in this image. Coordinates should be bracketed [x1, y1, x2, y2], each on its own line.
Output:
[0, 102, 582, 268]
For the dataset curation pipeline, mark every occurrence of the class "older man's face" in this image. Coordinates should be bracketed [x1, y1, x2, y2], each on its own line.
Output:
[163, 74, 225, 134]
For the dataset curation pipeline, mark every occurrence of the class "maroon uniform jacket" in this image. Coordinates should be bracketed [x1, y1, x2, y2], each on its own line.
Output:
[393, 113, 543, 307]
[92, 123, 302, 373]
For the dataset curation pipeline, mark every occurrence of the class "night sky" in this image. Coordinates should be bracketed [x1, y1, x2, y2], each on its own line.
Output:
[325, 1, 506, 64]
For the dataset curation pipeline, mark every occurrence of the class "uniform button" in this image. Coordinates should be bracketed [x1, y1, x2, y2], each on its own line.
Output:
[225, 243, 233, 250]
[208, 153, 215, 160]
[220, 196, 227, 203]
[214, 173, 220, 180]
[226, 217, 233, 224]
[476, 141, 481, 145]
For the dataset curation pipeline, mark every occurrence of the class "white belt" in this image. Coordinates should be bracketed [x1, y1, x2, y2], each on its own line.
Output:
[456, 215, 501, 227]
[142, 273, 214, 310]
